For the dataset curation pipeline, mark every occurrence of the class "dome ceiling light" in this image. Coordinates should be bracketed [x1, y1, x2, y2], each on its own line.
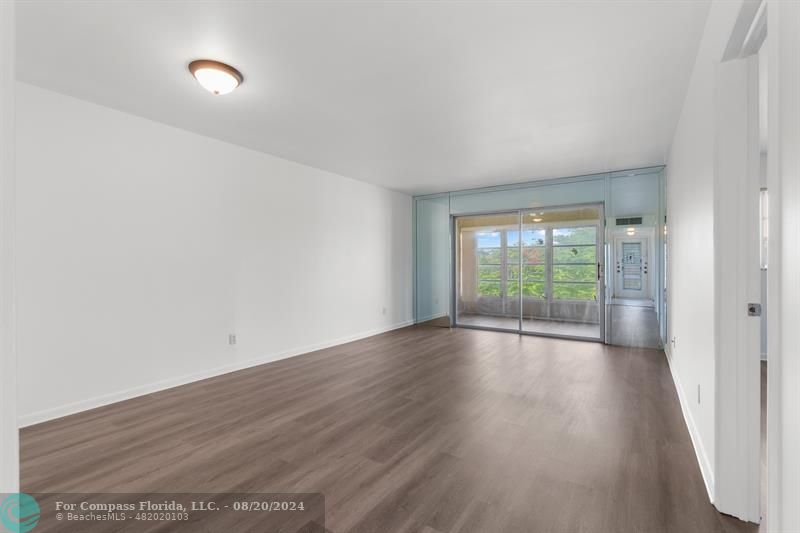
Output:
[188, 59, 243, 95]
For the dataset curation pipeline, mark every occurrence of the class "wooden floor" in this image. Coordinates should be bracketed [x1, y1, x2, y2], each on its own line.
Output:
[22, 325, 756, 533]
[609, 304, 663, 349]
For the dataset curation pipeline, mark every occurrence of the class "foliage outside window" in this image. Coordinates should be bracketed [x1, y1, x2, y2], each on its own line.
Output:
[552, 227, 597, 300]
[476, 232, 502, 297]
[507, 229, 546, 299]
[475, 225, 597, 301]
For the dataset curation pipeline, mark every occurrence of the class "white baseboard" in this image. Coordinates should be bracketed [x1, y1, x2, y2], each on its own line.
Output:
[665, 345, 715, 503]
[18, 319, 414, 428]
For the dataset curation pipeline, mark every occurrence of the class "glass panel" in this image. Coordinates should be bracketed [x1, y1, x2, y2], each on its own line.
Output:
[508, 246, 546, 263]
[477, 248, 502, 265]
[414, 195, 451, 326]
[553, 226, 596, 245]
[521, 207, 602, 339]
[479, 265, 501, 280]
[478, 281, 502, 297]
[508, 265, 546, 280]
[476, 231, 502, 248]
[455, 212, 521, 331]
[509, 281, 546, 299]
[552, 264, 596, 282]
[553, 245, 596, 264]
[553, 282, 597, 300]
[522, 229, 546, 246]
[623, 277, 642, 290]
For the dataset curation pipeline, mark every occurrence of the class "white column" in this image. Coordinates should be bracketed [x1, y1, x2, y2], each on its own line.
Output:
[767, 1, 800, 531]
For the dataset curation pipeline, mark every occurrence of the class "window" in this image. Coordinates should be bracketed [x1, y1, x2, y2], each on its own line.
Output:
[508, 229, 546, 299]
[476, 231, 502, 296]
[474, 224, 597, 302]
[552, 226, 598, 300]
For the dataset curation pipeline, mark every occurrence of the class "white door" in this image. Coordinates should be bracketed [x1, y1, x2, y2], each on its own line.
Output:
[614, 238, 649, 300]
[713, 55, 761, 523]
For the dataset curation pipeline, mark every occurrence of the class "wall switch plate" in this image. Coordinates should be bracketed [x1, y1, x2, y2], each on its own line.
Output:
[228, 334, 237, 345]
[382, 307, 387, 315]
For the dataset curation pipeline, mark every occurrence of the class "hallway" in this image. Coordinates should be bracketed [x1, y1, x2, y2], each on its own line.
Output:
[609, 304, 663, 349]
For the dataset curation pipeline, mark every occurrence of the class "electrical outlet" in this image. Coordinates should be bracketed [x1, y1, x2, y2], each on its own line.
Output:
[671, 336, 676, 348]
[228, 333, 237, 345]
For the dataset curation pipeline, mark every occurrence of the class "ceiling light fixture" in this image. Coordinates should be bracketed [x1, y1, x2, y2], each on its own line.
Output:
[533, 218, 543, 222]
[188, 59, 243, 95]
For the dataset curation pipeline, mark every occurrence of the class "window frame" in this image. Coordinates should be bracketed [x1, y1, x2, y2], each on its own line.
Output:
[473, 221, 599, 303]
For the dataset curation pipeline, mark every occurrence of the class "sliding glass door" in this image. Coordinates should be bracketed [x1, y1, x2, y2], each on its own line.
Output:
[454, 212, 521, 331]
[521, 206, 603, 339]
[454, 205, 604, 341]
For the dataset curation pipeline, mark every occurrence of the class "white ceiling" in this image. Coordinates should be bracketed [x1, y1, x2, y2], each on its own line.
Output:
[16, 1, 709, 195]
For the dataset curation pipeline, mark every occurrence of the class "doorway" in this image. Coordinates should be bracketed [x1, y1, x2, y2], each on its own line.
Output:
[608, 227, 662, 348]
[614, 237, 650, 301]
[453, 204, 604, 341]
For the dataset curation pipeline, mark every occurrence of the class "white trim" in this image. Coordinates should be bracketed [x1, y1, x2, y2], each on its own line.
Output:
[665, 345, 715, 503]
[18, 319, 414, 428]
[0, 0, 18, 493]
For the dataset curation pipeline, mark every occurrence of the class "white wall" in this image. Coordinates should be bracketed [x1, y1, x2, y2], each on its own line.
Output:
[767, 1, 800, 530]
[0, 0, 19, 492]
[665, 0, 743, 502]
[15, 83, 413, 425]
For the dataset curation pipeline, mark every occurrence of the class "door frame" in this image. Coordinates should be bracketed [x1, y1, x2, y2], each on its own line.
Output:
[712, 53, 761, 523]
[450, 202, 606, 343]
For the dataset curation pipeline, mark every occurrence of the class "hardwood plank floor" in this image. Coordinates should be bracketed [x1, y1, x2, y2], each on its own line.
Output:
[21, 325, 756, 533]
[609, 304, 663, 349]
